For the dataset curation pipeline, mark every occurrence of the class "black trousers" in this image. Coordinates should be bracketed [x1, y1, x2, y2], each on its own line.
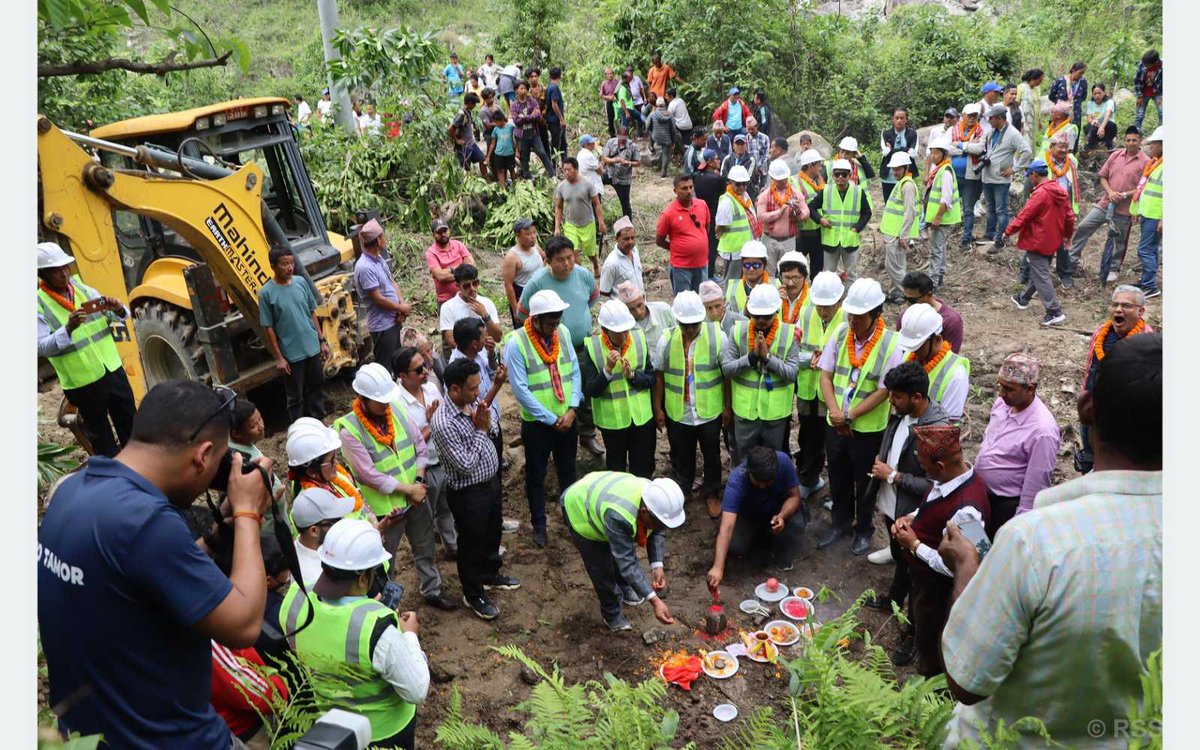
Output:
[909, 572, 952, 677]
[600, 420, 656, 477]
[519, 132, 554, 179]
[798, 230, 824, 276]
[521, 418, 578, 531]
[795, 408, 827, 488]
[604, 100, 616, 137]
[882, 515, 912, 606]
[611, 182, 633, 220]
[446, 473, 503, 600]
[548, 120, 567, 164]
[987, 491, 1020, 541]
[708, 228, 720, 277]
[666, 416, 722, 496]
[728, 511, 807, 565]
[825, 426, 883, 535]
[64, 367, 136, 458]
[371, 326, 401, 375]
[282, 354, 326, 422]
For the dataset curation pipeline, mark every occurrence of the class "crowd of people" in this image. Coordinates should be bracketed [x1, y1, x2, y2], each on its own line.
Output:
[36, 48, 1164, 750]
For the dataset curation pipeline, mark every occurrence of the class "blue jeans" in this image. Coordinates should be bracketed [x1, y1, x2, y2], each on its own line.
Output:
[1133, 95, 1162, 132]
[959, 178, 983, 244]
[670, 265, 708, 294]
[982, 182, 1011, 242]
[1137, 217, 1161, 291]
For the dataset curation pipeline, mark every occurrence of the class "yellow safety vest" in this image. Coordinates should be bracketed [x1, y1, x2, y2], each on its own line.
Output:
[562, 471, 647, 542]
[662, 322, 724, 422]
[717, 193, 754, 256]
[818, 182, 865, 248]
[36, 277, 123, 390]
[511, 324, 576, 421]
[795, 305, 845, 401]
[332, 407, 419, 516]
[827, 324, 899, 433]
[730, 320, 797, 421]
[584, 329, 653, 429]
[879, 175, 919, 239]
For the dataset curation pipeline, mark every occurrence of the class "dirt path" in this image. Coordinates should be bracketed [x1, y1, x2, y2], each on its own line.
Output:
[35, 140, 1162, 745]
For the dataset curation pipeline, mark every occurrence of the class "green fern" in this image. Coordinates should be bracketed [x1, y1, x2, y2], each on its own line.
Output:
[1127, 648, 1163, 750]
[435, 688, 506, 749]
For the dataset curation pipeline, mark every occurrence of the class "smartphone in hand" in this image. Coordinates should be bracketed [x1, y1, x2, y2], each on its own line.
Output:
[380, 580, 405, 610]
[956, 518, 991, 561]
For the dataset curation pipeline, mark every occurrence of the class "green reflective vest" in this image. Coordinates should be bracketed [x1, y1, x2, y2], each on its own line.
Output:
[723, 276, 780, 315]
[562, 471, 647, 543]
[716, 193, 754, 256]
[818, 182, 865, 248]
[1132, 161, 1162, 220]
[730, 320, 797, 421]
[662, 322, 724, 422]
[928, 350, 971, 406]
[795, 175, 822, 231]
[827, 324, 899, 433]
[37, 277, 123, 390]
[279, 589, 415, 741]
[332, 406, 419, 517]
[512, 324, 576, 421]
[795, 305, 845, 401]
[924, 163, 963, 225]
[879, 175, 919, 239]
[584, 329, 653, 429]
[1038, 122, 1079, 154]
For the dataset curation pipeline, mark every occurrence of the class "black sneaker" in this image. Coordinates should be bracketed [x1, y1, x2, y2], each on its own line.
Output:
[863, 595, 894, 612]
[891, 633, 915, 666]
[482, 574, 521, 591]
[1010, 294, 1030, 310]
[1144, 288, 1162, 299]
[424, 592, 460, 611]
[463, 594, 499, 620]
[532, 526, 548, 548]
[1040, 311, 1067, 326]
[817, 526, 851, 550]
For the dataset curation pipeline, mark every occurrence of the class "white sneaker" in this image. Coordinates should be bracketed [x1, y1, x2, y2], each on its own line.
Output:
[502, 518, 520, 533]
[1106, 271, 1118, 282]
[498, 544, 507, 556]
[867, 547, 893, 565]
[822, 499, 833, 511]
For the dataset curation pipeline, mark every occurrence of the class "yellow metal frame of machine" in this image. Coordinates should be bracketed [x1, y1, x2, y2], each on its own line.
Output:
[37, 116, 360, 401]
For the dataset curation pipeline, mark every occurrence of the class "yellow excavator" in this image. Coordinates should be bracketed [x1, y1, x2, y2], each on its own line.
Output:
[38, 98, 376, 448]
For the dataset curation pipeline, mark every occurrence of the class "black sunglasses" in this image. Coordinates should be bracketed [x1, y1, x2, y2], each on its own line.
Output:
[188, 385, 237, 443]
[687, 212, 701, 229]
[742, 261, 764, 270]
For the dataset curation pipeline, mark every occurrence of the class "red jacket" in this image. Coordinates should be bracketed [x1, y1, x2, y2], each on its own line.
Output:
[1004, 179, 1075, 256]
[712, 98, 753, 127]
[211, 642, 289, 738]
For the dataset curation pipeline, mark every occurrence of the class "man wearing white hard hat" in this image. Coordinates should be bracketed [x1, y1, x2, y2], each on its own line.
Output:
[720, 283, 801, 458]
[333, 364, 458, 611]
[795, 148, 827, 275]
[582, 300, 657, 478]
[654, 291, 731, 518]
[923, 133, 962, 290]
[280, 518, 429, 748]
[825, 135, 875, 187]
[613, 280, 675, 370]
[808, 158, 872, 286]
[949, 102, 987, 250]
[896, 303, 970, 421]
[504, 288, 583, 548]
[879, 151, 920, 303]
[723, 240, 778, 315]
[1131, 126, 1163, 298]
[37, 241, 135, 457]
[816, 277, 902, 555]
[794, 271, 845, 499]
[286, 417, 367, 518]
[291, 487, 358, 586]
[714, 164, 759, 282]
[757, 158, 809, 272]
[561, 471, 685, 631]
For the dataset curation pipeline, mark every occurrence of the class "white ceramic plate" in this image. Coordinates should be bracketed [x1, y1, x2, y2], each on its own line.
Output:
[764, 620, 801, 647]
[779, 596, 814, 621]
[754, 581, 789, 602]
[743, 634, 779, 663]
[792, 586, 815, 601]
[701, 651, 739, 679]
[713, 703, 739, 722]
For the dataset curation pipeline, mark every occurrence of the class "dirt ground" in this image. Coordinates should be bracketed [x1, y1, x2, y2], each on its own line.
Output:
[35, 139, 1162, 746]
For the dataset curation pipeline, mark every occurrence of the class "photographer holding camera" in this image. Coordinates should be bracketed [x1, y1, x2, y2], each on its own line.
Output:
[38, 380, 275, 748]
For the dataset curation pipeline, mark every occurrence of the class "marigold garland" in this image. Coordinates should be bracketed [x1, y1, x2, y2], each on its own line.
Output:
[1045, 118, 1071, 140]
[1142, 157, 1162, 178]
[524, 316, 560, 364]
[39, 281, 76, 312]
[600, 329, 632, 358]
[748, 316, 781, 349]
[353, 397, 394, 448]
[770, 182, 796, 211]
[908, 340, 951, 373]
[1093, 318, 1147, 361]
[846, 316, 885, 369]
[299, 466, 364, 513]
[780, 283, 808, 324]
[799, 172, 825, 194]
[726, 185, 754, 214]
[1044, 150, 1072, 179]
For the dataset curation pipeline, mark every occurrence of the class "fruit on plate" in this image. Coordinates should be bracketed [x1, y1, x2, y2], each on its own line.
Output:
[767, 622, 799, 644]
[766, 577, 780, 593]
[781, 597, 812, 620]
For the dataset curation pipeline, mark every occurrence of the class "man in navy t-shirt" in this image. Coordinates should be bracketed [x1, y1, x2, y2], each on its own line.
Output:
[705, 446, 805, 591]
[38, 380, 274, 748]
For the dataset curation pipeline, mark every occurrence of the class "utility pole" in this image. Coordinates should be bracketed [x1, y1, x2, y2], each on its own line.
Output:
[317, 0, 357, 135]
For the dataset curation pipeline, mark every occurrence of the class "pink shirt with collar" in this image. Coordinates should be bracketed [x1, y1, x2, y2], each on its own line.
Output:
[425, 240, 475, 303]
[975, 395, 1061, 513]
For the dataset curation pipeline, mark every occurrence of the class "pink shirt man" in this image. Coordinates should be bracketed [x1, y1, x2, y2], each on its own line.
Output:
[975, 394, 1061, 513]
[425, 226, 475, 303]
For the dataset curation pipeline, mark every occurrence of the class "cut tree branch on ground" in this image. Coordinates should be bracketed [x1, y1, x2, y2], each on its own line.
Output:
[38, 50, 232, 78]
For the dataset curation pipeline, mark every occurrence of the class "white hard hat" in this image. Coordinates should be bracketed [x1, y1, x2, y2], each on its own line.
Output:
[962, 102, 982, 116]
[286, 417, 342, 466]
[727, 165, 751, 183]
[838, 136, 859, 152]
[888, 151, 913, 168]
[777, 250, 809, 273]
[831, 159, 852, 172]
[292, 487, 356, 528]
[897, 303, 944, 350]
[353, 362, 400, 403]
[598, 299, 636, 332]
[809, 271, 845, 306]
[746, 282, 782, 316]
[528, 289, 571, 316]
[799, 148, 824, 167]
[318, 518, 391, 571]
[768, 159, 791, 181]
[928, 133, 953, 153]
[740, 240, 768, 259]
[37, 242, 75, 270]
[842, 277, 886, 315]
[672, 290, 706, 324]
[1144, 126, 1163, 144]
[642, 478, 685, 529]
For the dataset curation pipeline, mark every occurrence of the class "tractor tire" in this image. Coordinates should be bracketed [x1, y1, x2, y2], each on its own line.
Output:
[132, 300, 210, 390]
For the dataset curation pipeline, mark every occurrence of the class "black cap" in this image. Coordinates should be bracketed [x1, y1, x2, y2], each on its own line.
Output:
[513, 217, 535, 232]
[944, 107, 959, 117]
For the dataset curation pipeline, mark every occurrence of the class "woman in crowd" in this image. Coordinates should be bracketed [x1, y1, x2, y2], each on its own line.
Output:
[1084, 83, 1117, 150]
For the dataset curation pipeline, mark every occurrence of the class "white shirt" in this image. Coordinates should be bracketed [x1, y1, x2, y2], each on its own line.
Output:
[438, 293, 500, 332]
[358, 113, 382, 135]
[577, 147, 603, 194]
[479, 63, 500, 89]
[637, 301, 676, 370]
[875, 414, 916, 519]
[371, 626, 430, 704]
[599, 247, 644, 296]
[297, 100, 312, 124]
[667, 97, 692, 129]
[295, 540, 323, 588]
[397, 381, 443, 465]
[317, 98, 333, 117]
[655, 328, 728, 426]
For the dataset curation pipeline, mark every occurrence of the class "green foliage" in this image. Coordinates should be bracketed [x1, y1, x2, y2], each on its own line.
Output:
[490, 0, 568, 66]
[38, 441, 80, 490]
[1126, 648, 1163, 750]
[328, 25, 443, 102]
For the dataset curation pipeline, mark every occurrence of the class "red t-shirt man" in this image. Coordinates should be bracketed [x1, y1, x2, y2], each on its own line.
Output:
[425, 233, 475, 304]
[655, 188, 712, 271]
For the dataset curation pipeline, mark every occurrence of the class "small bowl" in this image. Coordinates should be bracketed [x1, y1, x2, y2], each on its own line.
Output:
[713, 703, 739, 722]
[793, 586, 815, 601]
[779, 596, 814, 621]
[739, 599, 762, 614]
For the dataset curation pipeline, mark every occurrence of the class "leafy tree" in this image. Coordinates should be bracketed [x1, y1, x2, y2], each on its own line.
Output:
[490, 0, 567, 66]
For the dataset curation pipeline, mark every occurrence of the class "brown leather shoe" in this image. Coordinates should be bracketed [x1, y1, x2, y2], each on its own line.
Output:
[706, 496, 723, 519]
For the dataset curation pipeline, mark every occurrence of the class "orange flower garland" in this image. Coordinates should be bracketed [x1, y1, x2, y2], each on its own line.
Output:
[600, 329, 632, 358]
[780, 283, 808, 324]
[1044, 150, 1071, 179]
[353, 397, 394, 448]
[1142, 157, 1162, 178]
[748, 316, 781, 348]
[299, 466, 364, 513]
[846, 316, 885, 369]
[524, 316, 560, 364]
[799, 172, 825, 194]
[1045, 118, 1071, 140]
[39, 281, 76, 312]
[770, 182, 796, 211]
[725, 184, 754, 214]
[908, 340, 950, 373]
[953, 121, 981, 142]
[1093, 319, 1146, 361]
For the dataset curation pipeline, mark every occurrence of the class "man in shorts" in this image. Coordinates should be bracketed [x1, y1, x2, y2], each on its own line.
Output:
[555, 156, 606, 277]
[450, 92, 486, 178]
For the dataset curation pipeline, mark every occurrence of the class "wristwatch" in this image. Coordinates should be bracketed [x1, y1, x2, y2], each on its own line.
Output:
[886, 470, 898, 485]
[414, 476, 426, 485]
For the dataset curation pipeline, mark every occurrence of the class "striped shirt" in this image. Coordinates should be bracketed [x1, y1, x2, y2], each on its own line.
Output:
[941, 470, 1162, 749]
[430, 398, 499, 490]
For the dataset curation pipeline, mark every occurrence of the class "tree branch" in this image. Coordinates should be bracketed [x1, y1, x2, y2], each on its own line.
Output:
[38, 50, 231, 78]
